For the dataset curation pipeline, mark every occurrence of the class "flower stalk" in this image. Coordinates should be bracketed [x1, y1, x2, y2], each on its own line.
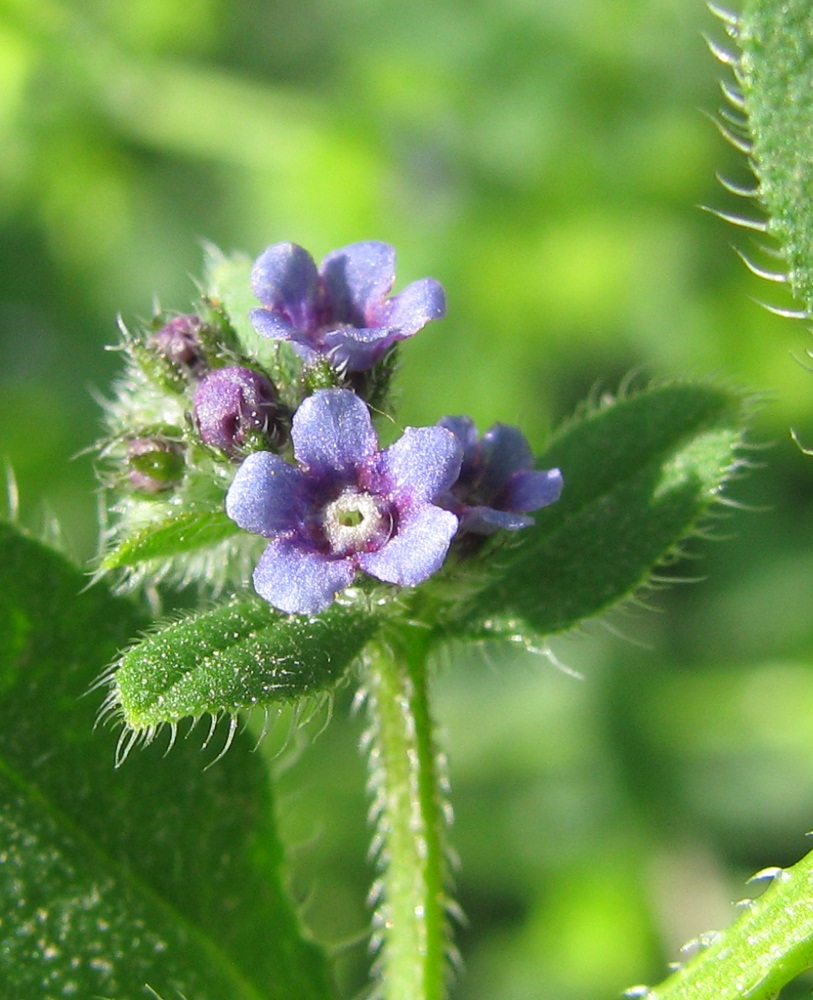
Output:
[364, 628, 452, 1000]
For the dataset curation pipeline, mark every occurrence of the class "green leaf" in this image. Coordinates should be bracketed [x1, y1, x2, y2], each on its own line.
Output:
[440, 382, 747, 642]
[0, 521, 337, 1000]
[735, 0, 813, 312]
[114, 595, 380, 731]
[100, 506, 242, 570]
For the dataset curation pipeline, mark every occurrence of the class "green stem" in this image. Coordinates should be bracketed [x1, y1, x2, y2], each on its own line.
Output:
[645, 848, 813, 999]
[364, 627, 451, 1000]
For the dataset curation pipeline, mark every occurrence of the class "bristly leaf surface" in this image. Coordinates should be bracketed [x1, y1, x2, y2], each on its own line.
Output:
[0, 521, 337, 1000]
[735, 0, 813, 315]
[113, 594, 380, 733]
[99, 506, 243, 571]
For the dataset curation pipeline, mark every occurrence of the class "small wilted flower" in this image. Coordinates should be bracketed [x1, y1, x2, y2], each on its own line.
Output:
[225, 388, 462, 614]
[193, 366, 280, 457]
[250, 241, 446, 373]
[438, 416, 563, 534]
[126, 437, 185, 494]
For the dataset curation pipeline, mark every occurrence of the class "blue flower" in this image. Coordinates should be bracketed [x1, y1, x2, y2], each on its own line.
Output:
[250, 241, 446, 373]
[226, 388, 462, 614]
[438, 416, 563, 534]
[193, 366, 279, 457]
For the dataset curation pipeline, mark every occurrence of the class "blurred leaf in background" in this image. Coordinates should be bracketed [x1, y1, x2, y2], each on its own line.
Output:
[4, 0, 813, 998]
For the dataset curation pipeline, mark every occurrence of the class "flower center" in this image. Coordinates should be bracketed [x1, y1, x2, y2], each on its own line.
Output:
[322, 488, 392, 556]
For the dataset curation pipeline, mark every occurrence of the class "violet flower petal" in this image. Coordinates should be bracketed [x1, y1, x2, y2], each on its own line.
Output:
[253, 537, 355, 615]
[375, 278, 446, 333]
[320, 241, 396, 324]
[193, 366, 278, 455]
[375, 426, 462, 503]
[437, 415, 478, 452]
[225, 451, 308, 537]
[494, 467, 564, 513]
[359, 505, 459, 586]
[461, 507, 534, 535]
[478, 424, 535, 498]
[291, 388, 377, 475]
[251, 309, 322, 365]
[251, 243, 319, 327]
[321, 324, 396, 371]
[249, 308, 299, 343]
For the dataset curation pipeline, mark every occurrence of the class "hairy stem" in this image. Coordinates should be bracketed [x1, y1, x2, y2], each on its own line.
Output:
[645, 848, 813, 1000]
[364, 628, 451, 1000]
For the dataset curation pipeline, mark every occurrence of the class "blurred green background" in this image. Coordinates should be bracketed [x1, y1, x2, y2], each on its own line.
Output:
[4, 0, 813, 997]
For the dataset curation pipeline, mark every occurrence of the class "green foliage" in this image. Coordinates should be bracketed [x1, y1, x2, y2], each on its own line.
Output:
[3, 1, 811, 997]
[737, 0, 813, 314]
[627, 5, 813, 997]
[440, 381, 747, 643]
[99, 506, 241, 570]
[114, 594, 380, 732]
[0, 521, 336, 1000]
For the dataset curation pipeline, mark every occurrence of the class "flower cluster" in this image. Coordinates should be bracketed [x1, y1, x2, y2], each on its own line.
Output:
[98, 240, 562, 612]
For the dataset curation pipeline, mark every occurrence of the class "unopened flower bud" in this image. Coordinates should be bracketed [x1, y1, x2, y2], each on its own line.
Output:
[126, 437, 185, 494]
[148, 314, 208, 378]
[193, 366, 279, 457]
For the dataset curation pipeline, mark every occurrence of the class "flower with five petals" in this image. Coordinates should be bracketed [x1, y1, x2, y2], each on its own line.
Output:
[226, 388, 462, 614]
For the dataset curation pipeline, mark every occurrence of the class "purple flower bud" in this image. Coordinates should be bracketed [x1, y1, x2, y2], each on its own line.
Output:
[126, 437, 185, 494]
[193, 366, 279, 457]
[250, 241, 446, 373]
[225, 388, 462, 614]
[438, 416, 563, 535]
[149, 314, 207, 376]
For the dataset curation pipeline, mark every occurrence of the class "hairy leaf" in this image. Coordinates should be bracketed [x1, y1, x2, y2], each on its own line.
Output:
[114, 595, 380, 731]
[0, 521, 336, 1000]
[439, 382, 747, 642]
[100, 506, 241, 570]
[736, 0, 813, 313]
